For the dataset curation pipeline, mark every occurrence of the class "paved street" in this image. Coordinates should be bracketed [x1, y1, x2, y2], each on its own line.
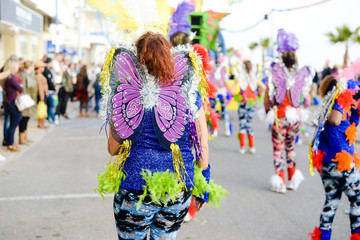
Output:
[0, 103, 353, 240]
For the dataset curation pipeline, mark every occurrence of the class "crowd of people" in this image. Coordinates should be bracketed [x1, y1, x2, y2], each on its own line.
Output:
[0, 53, 103, 160]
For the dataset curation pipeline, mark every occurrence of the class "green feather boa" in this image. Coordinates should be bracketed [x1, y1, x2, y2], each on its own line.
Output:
[94, 164, 126, 199]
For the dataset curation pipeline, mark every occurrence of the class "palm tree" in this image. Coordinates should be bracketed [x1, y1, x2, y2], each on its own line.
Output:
[248, 42, 258, 50]
[354, 27, 360, 44]
[326, 25, 354, 68]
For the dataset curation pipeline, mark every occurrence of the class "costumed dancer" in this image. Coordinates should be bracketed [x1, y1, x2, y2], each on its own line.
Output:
[87, 0, 228, 239]
[264, 29, 314, 193]
[309, 59, 360, 240]
[209, 55, 232, 137]
[232, 58, 265, 154]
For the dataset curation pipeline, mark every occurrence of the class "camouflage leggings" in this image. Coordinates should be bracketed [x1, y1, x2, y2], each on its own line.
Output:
[271, 119, 300, 174]
[113, 188, 192, 240]
[319, 163, 360, 233]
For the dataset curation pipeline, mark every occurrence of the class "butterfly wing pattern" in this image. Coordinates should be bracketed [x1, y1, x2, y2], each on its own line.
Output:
[272, 63, 287, 104]
[152, 54, 189, 147]
[112, 51, 145, 140]
[290, 67, 310, 107]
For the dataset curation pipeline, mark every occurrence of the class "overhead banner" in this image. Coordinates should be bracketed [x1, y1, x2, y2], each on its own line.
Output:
[0, 0, 43, 34]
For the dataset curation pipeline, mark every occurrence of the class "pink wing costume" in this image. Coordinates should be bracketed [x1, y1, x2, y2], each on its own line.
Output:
[105, 45, 202, 150]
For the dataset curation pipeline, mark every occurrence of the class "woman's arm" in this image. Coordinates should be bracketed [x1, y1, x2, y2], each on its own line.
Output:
[0, 69, 11, 81]
[195, 106, 209, 170]
[108, 127, 122, 155]
[328, 109, 342, 126]
[36, 74, 44, 101]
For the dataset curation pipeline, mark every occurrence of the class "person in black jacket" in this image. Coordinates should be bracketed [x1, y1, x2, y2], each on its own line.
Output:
[43, 57, 57, 124]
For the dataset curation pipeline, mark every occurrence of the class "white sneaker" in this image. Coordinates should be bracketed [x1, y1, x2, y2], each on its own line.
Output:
[212, 130, 218, 137]
[0, 153, 6, 161]
[239, 147, 246, 154]
[183, 212, 193, 222]
[54, 115, 59, 125]
[248, 147, 256, 154]
[270, 174, 286, 194]
[225, 129, 231, 137]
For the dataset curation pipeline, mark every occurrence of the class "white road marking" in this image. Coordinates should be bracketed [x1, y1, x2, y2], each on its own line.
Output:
[0, 193, 113, 201]
[54, 136, 105, 141]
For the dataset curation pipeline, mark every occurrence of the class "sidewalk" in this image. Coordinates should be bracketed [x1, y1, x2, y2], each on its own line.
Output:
[0, 100, 82, 169]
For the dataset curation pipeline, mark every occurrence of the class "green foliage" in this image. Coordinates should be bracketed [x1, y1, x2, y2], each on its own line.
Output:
[354, 27, 360, 43]
[95, 165, 126, 199]
[248, 42, 258, 50]
[260, 38, 270, 48]
[326, 25, 353, 43]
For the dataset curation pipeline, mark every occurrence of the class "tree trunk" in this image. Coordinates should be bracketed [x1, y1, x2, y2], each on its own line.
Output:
[343, 42, 349, 68]
[262, 48, 265, 67]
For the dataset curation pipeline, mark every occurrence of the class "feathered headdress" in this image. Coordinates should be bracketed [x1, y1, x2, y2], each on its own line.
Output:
[86, 0, 170, 42]
[276, 28, 299, 53]
[168, 1, 195, 38]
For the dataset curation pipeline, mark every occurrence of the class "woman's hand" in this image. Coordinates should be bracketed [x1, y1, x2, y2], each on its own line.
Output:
[351, 99, 358, 110]
[192, 196, 207, 212]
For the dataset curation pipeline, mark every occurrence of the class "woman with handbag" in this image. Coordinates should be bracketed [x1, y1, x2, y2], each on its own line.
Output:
[3, 58, 23, 152]
[18, 61, 37, 144]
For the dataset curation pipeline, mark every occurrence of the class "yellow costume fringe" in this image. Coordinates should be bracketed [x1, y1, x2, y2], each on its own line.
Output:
[100, 46, 116, 93]
[170, 143, 187, 188]
[189, 51, 209, 103]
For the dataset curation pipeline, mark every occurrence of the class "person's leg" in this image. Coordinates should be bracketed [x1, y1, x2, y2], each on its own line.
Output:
[47, 93, 55, 122]
[342, 165, 360, 236]
[113, 189, 158, 240]
[19, 117, 27, 145]
[238, 102, 247, 153]
[285, 121, 303, 190]
[270, 118, 287, 193]
[245, 105, 256, 153]
[150, 190, 191, 240]
[62, 92, 70, 116]
[3, 104, 10, 145]
[7, 102, 22, 147]
[314, 164, 343, 240]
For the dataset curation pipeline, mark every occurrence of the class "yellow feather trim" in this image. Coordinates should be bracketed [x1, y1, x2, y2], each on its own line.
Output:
[100, 47, 116, 93]
[86, 0, 139, 32]
[156, 0, 170, 36]
[170, 143, 187, 188]
[189, 51, 209, 103]
[308, 143, 315, 176]
[107, 140, 132, 176]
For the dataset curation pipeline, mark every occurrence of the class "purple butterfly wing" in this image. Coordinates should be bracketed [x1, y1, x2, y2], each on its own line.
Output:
[272, 63, 287, 104]
[112, 52, 144, 139]
[290, 67, 309, 107]
[154, 54, 189, 143]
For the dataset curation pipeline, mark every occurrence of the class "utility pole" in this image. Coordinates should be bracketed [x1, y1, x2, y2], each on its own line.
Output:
[77, 0, 82, 62]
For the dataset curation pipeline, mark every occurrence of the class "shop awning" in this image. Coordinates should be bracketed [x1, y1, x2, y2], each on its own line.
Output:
[0, 0, 43, 34]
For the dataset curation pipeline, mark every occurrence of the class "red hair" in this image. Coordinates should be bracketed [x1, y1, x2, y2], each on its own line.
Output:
[136, 32, 175, 84]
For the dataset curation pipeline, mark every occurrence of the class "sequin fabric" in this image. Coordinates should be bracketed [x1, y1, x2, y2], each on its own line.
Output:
[120, 90, 202, 191]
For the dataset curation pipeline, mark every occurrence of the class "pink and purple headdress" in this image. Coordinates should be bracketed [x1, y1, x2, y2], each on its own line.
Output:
[276, 28, 299, 53]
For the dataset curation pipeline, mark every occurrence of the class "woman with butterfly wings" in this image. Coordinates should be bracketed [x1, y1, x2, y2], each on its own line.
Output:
[86, 1, 227, 239]
[264, 29, 314, 194]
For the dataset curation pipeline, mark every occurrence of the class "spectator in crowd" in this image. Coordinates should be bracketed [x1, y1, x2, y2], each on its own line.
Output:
[76, 65, 90, 117]
[43, 58, 57, 124]
[35, 61, 49, 128]
[321, 60, 331, 80]
[0, 57, 18, 159]
[18, 60, 37, 144]
[52, 53, 64, 87]
[56, 63, 74, 119]
[3, 58, 23, 152]
[93, 66, 102, 116]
